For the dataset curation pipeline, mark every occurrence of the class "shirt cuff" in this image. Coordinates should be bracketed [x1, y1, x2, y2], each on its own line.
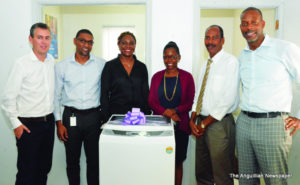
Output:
[10, 117, 22, 129]
[210, 110, 227, 121]
[191, 104, 197, 113]
[54, 111, 61, 122]
[296, 109, 300, 119]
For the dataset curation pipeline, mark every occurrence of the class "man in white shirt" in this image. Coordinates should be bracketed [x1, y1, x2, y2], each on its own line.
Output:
[1, 23, 55, 185]
[189, 25, 239, 185]
[237, 7, 300, 185]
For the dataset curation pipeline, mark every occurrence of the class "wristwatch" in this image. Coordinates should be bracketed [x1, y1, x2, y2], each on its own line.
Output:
[200, 121, 205, 129]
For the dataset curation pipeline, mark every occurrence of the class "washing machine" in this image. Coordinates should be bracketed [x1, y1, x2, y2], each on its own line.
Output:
[100, 114, 175, 185]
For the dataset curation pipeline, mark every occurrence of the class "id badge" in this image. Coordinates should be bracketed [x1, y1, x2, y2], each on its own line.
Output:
[70, 114, 77, 127]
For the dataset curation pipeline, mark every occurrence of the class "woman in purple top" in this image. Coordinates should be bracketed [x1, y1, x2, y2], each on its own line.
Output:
[148, 41, 195, 185]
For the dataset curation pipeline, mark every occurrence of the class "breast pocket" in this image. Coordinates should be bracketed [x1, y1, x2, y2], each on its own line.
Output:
[211, 75, 224, 93]
[239, 64, 251, 86]
[64, 68, 82, 86]
[24, 68, 45, 90]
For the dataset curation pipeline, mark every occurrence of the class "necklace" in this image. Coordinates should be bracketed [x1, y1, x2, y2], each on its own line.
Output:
[121, 59, 133, 68]
[125, 63, 131, 67]
[164, 72, 178, 101]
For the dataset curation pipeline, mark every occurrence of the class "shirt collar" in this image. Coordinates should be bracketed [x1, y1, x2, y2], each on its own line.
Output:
[244, 34, 271, 51]
[208, 49, 224, 63]
[71, 54, 95, 64]
[117, 54, 137, 61]
[30, 50, 51, 63]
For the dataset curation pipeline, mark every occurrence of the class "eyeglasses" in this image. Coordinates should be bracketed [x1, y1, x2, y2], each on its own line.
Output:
[163, 55, 179, 60]
[77, 38, 94, 46]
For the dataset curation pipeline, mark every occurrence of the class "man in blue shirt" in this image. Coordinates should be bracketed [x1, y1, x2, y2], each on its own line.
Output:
[54, 29, 106, 185]
[237, 7, 300, 185]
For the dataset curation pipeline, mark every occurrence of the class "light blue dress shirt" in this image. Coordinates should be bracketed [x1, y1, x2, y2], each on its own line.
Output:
[239, 34, 300, 113]
[54, 54, 106, 121]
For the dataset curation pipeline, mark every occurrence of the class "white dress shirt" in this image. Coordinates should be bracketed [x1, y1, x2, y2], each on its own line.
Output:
[1, 51, 55, 129]
[192, 49, 239, 120]
[54, 54, 105, 121]
[239, 34, 300, 113]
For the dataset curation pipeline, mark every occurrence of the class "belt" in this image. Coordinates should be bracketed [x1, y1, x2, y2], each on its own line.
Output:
[18, 113, 54, 123]
[65, 106, 100, 114]
[242, 111, 288, 118]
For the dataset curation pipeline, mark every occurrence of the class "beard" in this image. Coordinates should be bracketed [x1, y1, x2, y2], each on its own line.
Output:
[78, 50, 90, 56]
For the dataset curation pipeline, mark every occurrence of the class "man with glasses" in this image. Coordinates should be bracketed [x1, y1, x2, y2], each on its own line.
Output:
[189, 25, 239, 185]
[2, 22, 55, 185]
[54, 29, 106, 185]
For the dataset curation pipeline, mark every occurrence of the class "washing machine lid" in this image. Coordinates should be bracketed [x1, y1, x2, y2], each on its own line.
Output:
[102, 114, 173, 131]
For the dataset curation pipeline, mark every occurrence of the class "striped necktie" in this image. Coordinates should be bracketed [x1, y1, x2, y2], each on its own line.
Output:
[196, 58, 213, 115]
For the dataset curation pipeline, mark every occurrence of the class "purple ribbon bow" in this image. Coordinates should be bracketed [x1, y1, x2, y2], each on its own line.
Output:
[123, 108, 146, 125]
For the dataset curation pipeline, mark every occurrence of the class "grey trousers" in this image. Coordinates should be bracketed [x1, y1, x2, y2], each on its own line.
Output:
[195, 114, 235, 185]
[236, 112, 292, 185]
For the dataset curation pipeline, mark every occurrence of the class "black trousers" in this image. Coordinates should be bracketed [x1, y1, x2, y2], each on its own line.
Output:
[16, 114, 55, 185]
[62, 107, 102, 185]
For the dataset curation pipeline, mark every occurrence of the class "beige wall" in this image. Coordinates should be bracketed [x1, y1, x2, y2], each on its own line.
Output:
[232, 9, 276, 57]
[43, 5, 146, 62]
[200, 10, 235, 62]
[197, 9, 276, 120]
[200, 9, 275, 60]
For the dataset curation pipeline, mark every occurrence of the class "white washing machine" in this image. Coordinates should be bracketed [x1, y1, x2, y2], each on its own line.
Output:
[100, 115, 175, 185]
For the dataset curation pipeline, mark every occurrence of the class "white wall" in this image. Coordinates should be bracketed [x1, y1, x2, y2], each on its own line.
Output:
[1, 0, 300, 185]
[0, 1, 33, 185]
[149, 0, 195, 76]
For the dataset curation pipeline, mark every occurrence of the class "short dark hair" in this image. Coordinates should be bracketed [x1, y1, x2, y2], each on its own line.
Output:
[118, 31, 136, 44]
[163, 41, 180, 56]
[30, 23, 50, 38]
[241, 7, 263, 20]
[75, 29, 93, 38]
[205, 25, 224, 39]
